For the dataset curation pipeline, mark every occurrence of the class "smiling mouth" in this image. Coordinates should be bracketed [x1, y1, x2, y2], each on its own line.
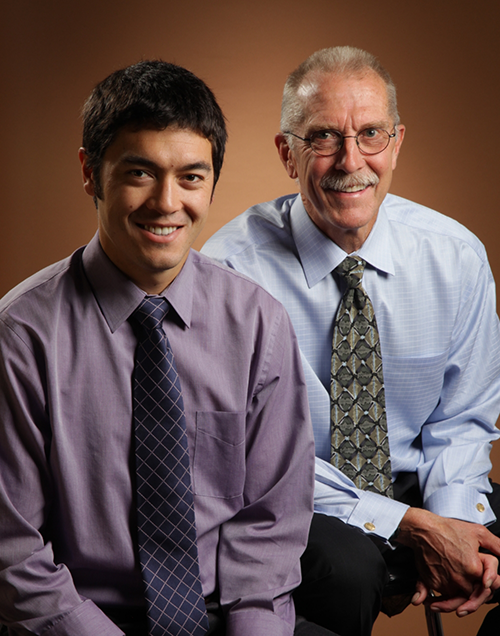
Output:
[321, 171, 380, 193]
[142, 225, 179, 236]
[334, 184, 369, 193]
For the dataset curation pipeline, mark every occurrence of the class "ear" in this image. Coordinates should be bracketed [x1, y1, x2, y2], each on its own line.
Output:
[391, 124, 406, 170]
[275, 133, 298, 179]
[78, 147, 96, 197]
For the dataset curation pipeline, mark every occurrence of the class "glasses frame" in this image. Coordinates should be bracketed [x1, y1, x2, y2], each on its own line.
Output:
[284, 127, 397, 157]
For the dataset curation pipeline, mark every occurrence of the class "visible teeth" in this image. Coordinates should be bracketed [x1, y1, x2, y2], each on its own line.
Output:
[144, 225, 177, 236]
[337, 184, 367, 193]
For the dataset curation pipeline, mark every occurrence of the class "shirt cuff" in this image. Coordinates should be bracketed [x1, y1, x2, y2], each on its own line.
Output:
[347, 490, 409, 542]
[425, 484, 496, 525]
[41, 600, 124, 636]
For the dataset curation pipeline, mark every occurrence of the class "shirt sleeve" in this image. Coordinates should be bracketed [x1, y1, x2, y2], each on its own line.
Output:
[217, 306, 315, 636]
[314, 458, 409, 540]
[417, 257, 500, 524]
[0, 318, 124, 636]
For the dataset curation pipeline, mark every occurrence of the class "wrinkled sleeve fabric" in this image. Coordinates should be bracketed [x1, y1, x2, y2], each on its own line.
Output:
[0, 317, 123, 635]
[218, 305, 315, 636]
[417, 254, 500, 525]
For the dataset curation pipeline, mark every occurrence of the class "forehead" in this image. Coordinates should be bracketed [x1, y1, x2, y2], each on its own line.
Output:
[103, 125, 213, 167]
[299, 71, 391, 132]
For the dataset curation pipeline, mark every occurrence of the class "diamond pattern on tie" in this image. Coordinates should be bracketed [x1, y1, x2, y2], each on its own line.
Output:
[330, 257, 394, 498]
[130, 296, 208, 636]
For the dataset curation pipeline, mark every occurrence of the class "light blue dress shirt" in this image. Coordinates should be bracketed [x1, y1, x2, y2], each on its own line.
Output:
[202, 193, 500, 541]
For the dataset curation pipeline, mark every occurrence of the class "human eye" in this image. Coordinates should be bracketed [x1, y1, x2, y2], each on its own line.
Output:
[310, 130, 341, 154]
[360, 127, 383, 140]
[180, 173, 209, 190]
[129, 169, 149, 178]
[312, 129, 340, 142]
[182, 173, 203, 185]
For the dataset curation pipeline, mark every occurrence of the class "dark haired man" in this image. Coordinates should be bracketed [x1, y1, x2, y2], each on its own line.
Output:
[0, 61, 327, 636]
[203, 46, 500, 636]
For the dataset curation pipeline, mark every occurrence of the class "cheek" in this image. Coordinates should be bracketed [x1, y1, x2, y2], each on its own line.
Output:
[368, 157, 391, 182]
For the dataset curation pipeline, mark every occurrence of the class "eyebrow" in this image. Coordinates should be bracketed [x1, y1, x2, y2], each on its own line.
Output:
[309, 121, 391, 133]
[121, 155, 212, 173]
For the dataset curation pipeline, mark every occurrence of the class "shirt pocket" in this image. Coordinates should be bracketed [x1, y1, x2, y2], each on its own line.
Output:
[192, 411, 246, 498]
[383, 351, 448, 433]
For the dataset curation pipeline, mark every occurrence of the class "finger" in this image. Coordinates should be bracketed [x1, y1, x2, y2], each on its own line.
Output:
[429, 596, 469, 613]
[480, 553, 500, 589]
[478, 528, 500, 557]
[455, 584, 494, 617]
[411, 580, 428, 606]
[490, 574, 500, 592]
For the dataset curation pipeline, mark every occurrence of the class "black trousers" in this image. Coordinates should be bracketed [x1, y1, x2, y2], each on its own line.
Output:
[100, 602, 340, 636]
[293, 476, 500, 636]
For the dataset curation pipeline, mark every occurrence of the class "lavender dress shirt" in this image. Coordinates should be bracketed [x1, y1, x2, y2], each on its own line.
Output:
[0, 233, 314, 636]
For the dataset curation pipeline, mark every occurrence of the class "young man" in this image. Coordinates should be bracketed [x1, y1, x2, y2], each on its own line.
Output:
[0, 61, 325, 636]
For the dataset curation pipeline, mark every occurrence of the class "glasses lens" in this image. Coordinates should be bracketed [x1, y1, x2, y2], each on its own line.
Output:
[310, 131, 343, 156]
[357, 128, 390, 155]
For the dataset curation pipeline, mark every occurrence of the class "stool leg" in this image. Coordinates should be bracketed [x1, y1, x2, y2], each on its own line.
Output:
[424, 605, 444, 636]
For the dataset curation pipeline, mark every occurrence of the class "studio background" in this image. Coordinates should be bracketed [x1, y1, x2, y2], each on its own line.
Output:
[2, 1, 499, 633]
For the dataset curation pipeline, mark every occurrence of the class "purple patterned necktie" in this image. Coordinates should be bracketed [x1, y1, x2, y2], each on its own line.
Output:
[130, 296, 208, 635]
[330, 257, 394, 498]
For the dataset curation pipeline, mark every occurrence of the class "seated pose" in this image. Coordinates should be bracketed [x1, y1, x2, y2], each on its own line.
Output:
[0, 60, 333, 636]
[203, 46, 500, 636]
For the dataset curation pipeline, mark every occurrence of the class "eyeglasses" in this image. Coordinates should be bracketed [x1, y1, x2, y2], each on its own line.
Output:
[284, 127, 396, 157]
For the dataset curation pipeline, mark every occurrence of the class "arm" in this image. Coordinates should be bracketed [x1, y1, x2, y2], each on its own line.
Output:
[399, 256, 500, 615]
[217, 308, 315, 636]
[417, 256, 500, 524]
[0, 319, 123, 635]
[314, 457, 409, 540]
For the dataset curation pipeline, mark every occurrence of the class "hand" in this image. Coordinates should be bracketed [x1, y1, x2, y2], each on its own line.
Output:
[397, 508, 500, 616]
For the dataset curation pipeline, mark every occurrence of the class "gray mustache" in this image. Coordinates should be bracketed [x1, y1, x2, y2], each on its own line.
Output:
[320, 171, 380, 191]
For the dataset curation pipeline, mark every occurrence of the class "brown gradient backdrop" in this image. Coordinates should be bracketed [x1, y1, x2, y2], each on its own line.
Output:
[1, 0, 499, 633]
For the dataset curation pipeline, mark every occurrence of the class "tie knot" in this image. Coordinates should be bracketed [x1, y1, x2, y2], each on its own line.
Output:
[131, 296, 169, 332]
[334, 256, 366, 288]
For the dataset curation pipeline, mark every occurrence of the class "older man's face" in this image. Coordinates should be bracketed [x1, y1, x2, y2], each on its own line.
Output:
[276, 71, 405, 253]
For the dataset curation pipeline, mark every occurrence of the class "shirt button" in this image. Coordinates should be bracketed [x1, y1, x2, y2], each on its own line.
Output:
[364, 522, 376, 532]
[477, 503, 485, 513]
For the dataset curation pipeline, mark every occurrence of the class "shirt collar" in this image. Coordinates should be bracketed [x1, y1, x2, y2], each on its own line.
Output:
[290, 195, 395, 288]
[82, 232, 194, 332]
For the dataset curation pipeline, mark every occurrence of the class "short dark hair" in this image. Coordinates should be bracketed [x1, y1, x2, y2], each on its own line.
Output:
[82, 60, 227, 198]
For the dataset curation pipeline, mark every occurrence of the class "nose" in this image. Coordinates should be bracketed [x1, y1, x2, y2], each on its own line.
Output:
[333, 136, 365, 173]
[146, 178, 180, 214]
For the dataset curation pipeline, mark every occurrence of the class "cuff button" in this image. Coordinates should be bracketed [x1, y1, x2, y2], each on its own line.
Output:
[364, 522, 376, 531]
[476, 503, 485, 513]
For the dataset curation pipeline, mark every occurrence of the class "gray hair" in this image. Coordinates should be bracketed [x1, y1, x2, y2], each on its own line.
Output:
[281, 46, 399, 133]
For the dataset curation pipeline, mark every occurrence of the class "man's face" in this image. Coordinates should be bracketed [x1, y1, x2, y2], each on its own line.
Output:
[276, 71, 405, 252]
[80, 126, 214, 293]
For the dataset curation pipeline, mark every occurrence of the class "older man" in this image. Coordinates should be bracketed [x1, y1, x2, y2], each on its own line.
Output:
[202, 46, 500, 636]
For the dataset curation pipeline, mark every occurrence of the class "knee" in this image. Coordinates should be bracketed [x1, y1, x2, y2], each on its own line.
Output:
[300, 514, 386, 597]
[294, 515, 386, 636]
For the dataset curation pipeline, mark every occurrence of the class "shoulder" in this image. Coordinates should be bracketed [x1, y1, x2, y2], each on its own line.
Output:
[384, 194, 487, 263]
[190, 250, 287, 312]
[0, 248, 86, 336]
[202, 194, 298, 261]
